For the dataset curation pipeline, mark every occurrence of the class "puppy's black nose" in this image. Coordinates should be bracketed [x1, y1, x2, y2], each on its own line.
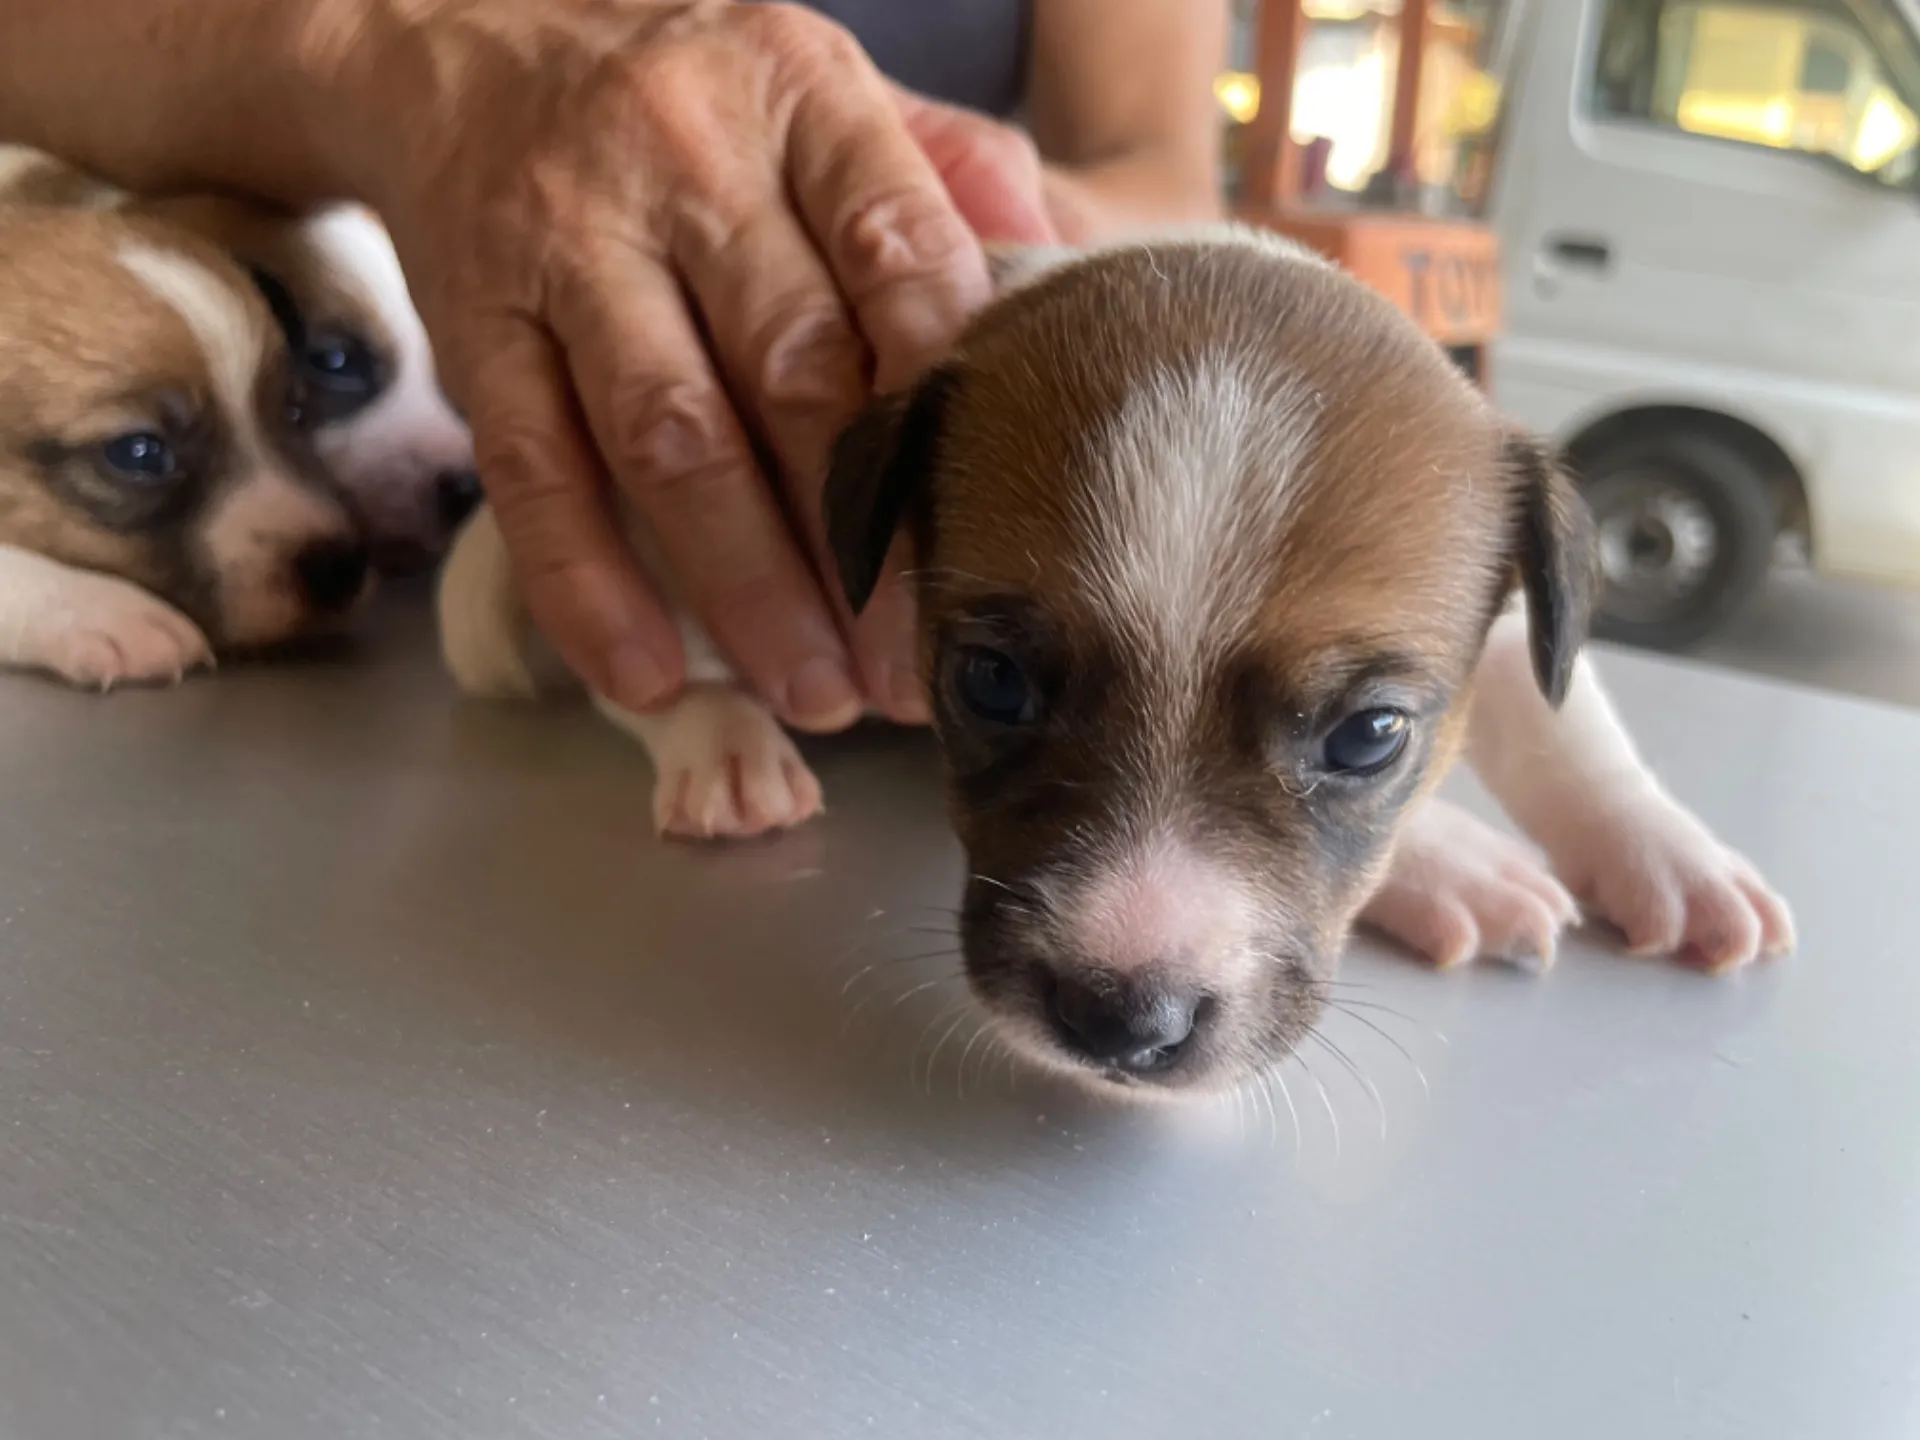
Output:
[294, 539, 370, 613]
[435, 469, 484, 528]
[1049, 977, 1199, 1074]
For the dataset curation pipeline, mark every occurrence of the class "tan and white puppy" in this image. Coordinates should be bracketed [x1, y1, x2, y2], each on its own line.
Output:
[439, 226, 1793, 1095]
[0, 200, 370, 687]
[132, 195, 481, 573]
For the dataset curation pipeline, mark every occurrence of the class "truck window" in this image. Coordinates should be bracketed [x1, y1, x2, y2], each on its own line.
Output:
[1591, 0, 1920, 187]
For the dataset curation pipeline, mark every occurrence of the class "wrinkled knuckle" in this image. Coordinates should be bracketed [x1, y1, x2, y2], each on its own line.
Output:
[608, 375, 733, 490]
[473, 416, 562, 502]
[753, 301, 865, 414]
[620, 59, 719, 159]
[671, 182, 766, 261]
[739, 2, 862, 75]
[835, 187, 972, 300]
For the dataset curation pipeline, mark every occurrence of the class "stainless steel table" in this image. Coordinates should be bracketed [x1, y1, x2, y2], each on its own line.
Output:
[1, 594, 1913, 1440]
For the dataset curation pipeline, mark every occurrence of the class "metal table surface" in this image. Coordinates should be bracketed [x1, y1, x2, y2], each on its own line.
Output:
[0, 594, 1914, 1440]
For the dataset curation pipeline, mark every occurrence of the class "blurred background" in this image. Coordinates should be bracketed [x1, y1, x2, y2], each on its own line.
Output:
[1216, 0, 1920, 708]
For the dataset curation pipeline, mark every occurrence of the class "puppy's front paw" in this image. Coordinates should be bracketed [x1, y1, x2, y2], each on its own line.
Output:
[27, 574, 212, 690]
[1361, 801, 1578, 971]
[1546, 792, 1794, 974]
[639, 687, 824, 840]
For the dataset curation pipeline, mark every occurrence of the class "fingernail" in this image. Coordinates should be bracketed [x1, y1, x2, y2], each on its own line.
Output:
[886, 664, 931, 724]
[784, 656, 863, 732]
[609, 643, 675, 712]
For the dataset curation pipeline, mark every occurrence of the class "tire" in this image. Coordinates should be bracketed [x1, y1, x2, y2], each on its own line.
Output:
[1576, 430, 1778, 652]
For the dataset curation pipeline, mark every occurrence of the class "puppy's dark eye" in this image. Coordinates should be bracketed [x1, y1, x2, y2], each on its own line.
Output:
[953, 645, 1038, 726]
[99, 431, 178, 483]
[303, 331, 378, 396]
[1322, 708, 1410, 775]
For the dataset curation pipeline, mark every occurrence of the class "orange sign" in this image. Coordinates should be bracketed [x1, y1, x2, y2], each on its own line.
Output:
[1236, 206, 1503, 349]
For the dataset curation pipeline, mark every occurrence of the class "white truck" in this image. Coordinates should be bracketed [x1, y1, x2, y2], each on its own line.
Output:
[1480, 0, 1920, 647]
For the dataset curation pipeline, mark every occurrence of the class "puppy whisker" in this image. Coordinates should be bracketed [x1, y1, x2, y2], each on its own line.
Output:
[956, 1022, 991, 1100]
[1293, 1051, 1341, 1162]
[1323, 1002, 1435, 1096]
[1270, 1068, 1303, 1159]
[1325, 994, 1452, 1048]
[1309, 1029, 1386, 1141]
[921, 1008, 973, 1095]
[839, 969, 961, 1035]
[1255, 1072, 1281, 1150]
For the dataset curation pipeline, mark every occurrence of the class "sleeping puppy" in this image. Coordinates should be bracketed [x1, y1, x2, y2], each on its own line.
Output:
[0, 144, 479, 574]
[0, 202, 370, 687]
[439, 225, 1793, 1095]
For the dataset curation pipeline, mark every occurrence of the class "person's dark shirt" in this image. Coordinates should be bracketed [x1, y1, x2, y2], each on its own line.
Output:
[779, 0, 1032, 117]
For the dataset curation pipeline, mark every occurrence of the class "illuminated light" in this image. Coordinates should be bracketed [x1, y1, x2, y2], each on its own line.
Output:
[1852, 90, 1918, 171]
[1761, 97, 1793, 142]
[1677, 94, 1794, 148]
[1303, 0, 1378, 18]
[1214, 72, 1261, 125]
[1443, 70, 1502, 136]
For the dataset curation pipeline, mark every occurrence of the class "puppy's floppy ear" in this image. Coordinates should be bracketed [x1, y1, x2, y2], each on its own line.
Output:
[822, 363, 960, 615]
[1504, 429, 1597, 708]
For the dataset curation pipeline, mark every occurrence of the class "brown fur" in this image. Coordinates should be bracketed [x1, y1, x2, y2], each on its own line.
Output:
[825, 234, 1594, 1092]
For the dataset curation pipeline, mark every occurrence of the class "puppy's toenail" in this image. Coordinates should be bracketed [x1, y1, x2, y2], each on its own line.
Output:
[1499, 949, 1552, 975]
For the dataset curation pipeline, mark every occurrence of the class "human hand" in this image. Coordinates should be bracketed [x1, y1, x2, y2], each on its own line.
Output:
[334, 0, 1055, 727]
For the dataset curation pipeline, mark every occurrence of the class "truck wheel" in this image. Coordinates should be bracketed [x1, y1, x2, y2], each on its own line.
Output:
[1576, 431, 1777, 652]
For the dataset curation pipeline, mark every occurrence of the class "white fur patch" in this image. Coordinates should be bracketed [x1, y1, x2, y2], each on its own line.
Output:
[0, 544, 212, 688]
[117, 243, 266, 424]
[305, 206, 473, 538]
[1070, 353, 1318, 753]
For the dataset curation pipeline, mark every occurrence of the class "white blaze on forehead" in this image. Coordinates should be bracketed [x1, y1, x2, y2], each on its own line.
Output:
[1049, 832, 1258, 981]
[1075, 352, 1317, 674]
[116, 242, 269, 427]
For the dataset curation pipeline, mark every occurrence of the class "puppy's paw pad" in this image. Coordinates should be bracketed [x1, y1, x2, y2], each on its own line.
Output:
[1552, 799, 1794, 973]
[1361, 803, 1576, 970]
[650, 706, 823, 841]
[37, 583, 212, 690]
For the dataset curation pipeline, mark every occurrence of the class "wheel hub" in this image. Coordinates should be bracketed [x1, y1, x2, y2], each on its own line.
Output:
[1591, 475, 1719, 622]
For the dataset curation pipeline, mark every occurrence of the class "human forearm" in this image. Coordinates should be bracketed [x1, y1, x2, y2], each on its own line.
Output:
[0, 0, 365, 202]
[1041, 149, 1223, 245]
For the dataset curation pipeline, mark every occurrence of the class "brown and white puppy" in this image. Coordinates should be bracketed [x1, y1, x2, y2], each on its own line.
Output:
[130, 195, 481, 573]
[0, 198, 370, 687]
[439, 225, 1793, 1096]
